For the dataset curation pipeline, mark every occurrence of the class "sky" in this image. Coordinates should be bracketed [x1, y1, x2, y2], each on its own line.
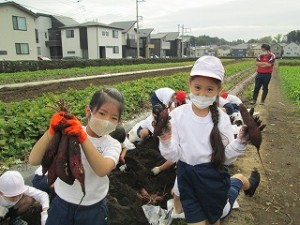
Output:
[2, 0, 300, 41]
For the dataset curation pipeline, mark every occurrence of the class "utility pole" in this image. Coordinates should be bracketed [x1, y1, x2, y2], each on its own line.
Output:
[136, 0, 145, 58]
[180, 24, 191, 57]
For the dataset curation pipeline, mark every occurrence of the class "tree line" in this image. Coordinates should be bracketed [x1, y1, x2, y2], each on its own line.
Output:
[189, 30, 300, 46]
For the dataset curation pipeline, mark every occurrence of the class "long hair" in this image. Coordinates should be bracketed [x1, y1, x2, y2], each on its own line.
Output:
[209, 102, 225, 170]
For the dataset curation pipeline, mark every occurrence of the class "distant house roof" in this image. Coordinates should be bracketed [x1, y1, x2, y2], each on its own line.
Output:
[151, 33, 167, 39]
[36, 13, 79, 26]
[139, 28, 154, 38]
[217, 45, 231, 50]
[158, 32, 180, 41]
[0, 1, 37, 17]
[109, 21, 136, 33]
[60, 21, 123, 30]
[231, 43, 251, 50]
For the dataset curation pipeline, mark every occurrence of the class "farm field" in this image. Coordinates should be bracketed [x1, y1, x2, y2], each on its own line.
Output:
[1, 61, 300, 225]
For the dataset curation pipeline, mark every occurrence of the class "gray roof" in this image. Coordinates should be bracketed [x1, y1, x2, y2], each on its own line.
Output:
[109, 21, 136, 33]
[36, 13, 79, 26]
[231, 43, 251, 50]
[51, 15, 79, 26]
[139, 28, 154, 38]
[61, 21, 123, 30]
[0, 1, 37, 17]
[158, 32, 180, 41]
[151, 33, 167, 39]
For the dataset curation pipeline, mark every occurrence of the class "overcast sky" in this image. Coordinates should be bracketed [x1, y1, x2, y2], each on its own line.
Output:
[3, 0, 300, 41]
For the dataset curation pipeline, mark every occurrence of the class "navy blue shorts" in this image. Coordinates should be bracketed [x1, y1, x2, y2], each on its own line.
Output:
[150, 92, 163, 107]
[46, 196, 108, 225]
[176, 161, 230, 224]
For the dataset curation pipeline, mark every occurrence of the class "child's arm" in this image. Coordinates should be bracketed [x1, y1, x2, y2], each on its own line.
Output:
[81, 139, 121, 176]
[29, 130, 53, 165]
[25, 186, 49, 211]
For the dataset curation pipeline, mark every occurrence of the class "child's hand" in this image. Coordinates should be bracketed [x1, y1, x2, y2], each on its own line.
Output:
[158, 122, 172, 144]
[49, 111, 66, 135]
[0, 206, 8, 218]
[41, 211, 48, 225]
[63, 116, 87, 143]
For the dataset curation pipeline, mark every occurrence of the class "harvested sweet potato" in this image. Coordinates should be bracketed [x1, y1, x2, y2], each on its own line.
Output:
[238, 103, 263, 150]
[56, 134, 75, 185]
[68, 135, 85, 195]
[41, 131, 61, 175]
[152, 104, 171, 137]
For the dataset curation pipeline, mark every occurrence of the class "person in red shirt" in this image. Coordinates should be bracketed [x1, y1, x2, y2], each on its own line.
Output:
[251, 44, 275, 105]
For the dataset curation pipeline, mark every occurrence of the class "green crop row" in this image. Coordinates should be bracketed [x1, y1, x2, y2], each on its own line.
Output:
[279, 66, 300, 110]
[0, 61, 254, 164]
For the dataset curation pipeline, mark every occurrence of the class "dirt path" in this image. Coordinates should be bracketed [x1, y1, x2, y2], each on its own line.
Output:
[223, 67, 300, 225]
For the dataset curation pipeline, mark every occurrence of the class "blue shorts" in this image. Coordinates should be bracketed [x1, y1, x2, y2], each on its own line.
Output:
[176, 161, 230, 224]
[150, 92, 163, 107]
[46, 196, 108, 225]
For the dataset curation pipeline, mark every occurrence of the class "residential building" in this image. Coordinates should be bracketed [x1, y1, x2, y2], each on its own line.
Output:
[282, 42, 300, 57]
[139, 28, 154, 58]
[0, 1, 37, 60]
[150, 33, 170, 58]
[158, 32, 180, 57]
[109, 21, 138, 58]
[36, 13, 79, 59]
[271, 43, 284, 57]
[181, 36, 192, 57]
[60, 21, 123, 59]
[216, 45, 231, 57]
[230, 43, 251, 57]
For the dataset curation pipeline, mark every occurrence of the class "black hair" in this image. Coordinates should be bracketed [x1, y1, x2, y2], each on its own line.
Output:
[109, 124, 126, 143]
[89, 88, 125, 120]
[261, 44, 270, 51]
[209, 103, 225, 170]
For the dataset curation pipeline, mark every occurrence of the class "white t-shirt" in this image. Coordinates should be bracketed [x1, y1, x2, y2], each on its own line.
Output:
[139, 114, 155, 133]
[0, 186, 49, 209]
[223, 94, 242, 105]
[155, 87, 175, 106]
[54, 127, 121, 205]
[159, 103, 246, 165]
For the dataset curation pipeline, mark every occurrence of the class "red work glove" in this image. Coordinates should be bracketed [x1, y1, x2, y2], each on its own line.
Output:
[63, 116, 87, 143]
[49, 111, 67, 135]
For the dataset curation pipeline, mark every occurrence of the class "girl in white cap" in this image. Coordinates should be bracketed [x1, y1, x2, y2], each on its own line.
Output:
[157, 56, 250, 225]
[0, 170, 49, 225]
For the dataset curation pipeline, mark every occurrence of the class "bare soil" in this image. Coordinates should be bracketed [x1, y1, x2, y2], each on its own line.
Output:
[4, 67, 300, 225]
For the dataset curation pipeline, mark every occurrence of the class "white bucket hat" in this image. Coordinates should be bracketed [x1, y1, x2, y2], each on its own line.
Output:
[190, 56, 225, 82]
[0, 171, 28, 197]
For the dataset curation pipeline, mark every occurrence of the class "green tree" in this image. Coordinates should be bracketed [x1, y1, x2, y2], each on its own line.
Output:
[286, 30, 300, 43]
[258, 36, 272, 43]
[273, 34, 283, 43]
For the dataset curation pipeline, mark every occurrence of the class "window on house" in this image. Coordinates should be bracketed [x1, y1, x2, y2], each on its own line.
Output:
[113, 30, 118, 38]
[15, 43, 29, 55]
[35, 29, 39, 43]
[12, 16, 27, 31]
[67, 51, 75, 54]
[66, 30, 74, 38]
[37, 47, 41, 55]
[113, 46, 119, 54]
[102, 31, 105, 36]
[45, 32, 48, 39]
[106, 31, 109, 36]
[0, 51, 8, 55]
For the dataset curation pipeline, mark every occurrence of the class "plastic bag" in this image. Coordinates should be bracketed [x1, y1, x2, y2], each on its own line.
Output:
[142, 204, 173, 225]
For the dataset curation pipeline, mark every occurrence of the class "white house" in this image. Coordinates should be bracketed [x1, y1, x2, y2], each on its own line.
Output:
[282, 42, 300, 57]
[0, 1, 37, 60]
[60, 21, 123, 59]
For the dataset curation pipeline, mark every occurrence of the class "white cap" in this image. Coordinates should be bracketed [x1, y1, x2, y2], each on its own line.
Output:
[190, 56, 225, 82]
[0, 171, 28, 197]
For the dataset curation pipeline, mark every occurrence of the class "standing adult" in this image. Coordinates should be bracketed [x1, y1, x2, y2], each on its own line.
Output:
[251, 44, 276, 105]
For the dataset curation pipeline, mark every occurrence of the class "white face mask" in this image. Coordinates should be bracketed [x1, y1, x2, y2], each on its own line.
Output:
[88, 112, 117, 137]
[190, 93, 217, 109]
